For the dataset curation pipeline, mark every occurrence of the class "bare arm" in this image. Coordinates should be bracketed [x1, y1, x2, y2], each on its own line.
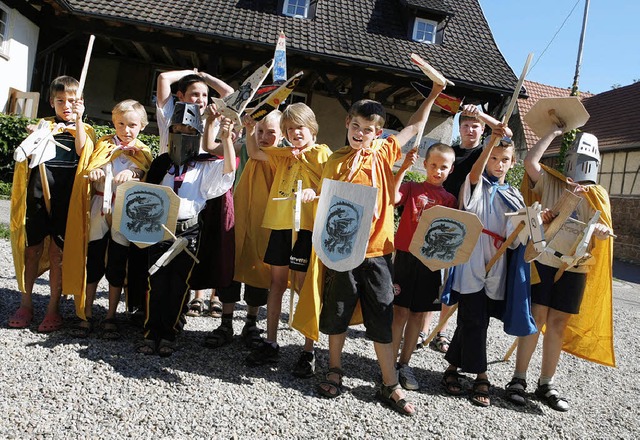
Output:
[393, 149, 417, 204]
[156, 69, 196, 108]
[242, 115, 269, 162]
[395, 83, 445, 147]
[73, 99, 87, 155]
[219, 118, 237, 174]
[461, 104, 513, 138]
[198, 71, 234, 98]
[524, 127, 563, 184]
[202, 104, 222, 155]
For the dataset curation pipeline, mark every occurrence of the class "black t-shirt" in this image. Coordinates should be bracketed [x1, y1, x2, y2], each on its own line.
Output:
[443, 143, 483, 200]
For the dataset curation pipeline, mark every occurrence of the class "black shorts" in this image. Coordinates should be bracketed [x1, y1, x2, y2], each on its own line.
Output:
[393, 250, 442, 312]
[319, 254, 395, 343]
[531, 261, 587, 314]
[25, 164, 76, 248]
[217, 280, 268, 307]
[263, 229, 312, 272]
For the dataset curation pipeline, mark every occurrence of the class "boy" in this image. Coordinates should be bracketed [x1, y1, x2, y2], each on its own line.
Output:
[392, 142, 457, 391]
[9, 76, 95, 332]
[505, 127, 613, 411]
[441, 133, 524, 407]
[156, 69, 235, 316]
[137, 103, 236, 356]
[203, 111, 283, 349]
[312, 83, 445, 416]
[244, 103, 331, 378]
[63, 100, 153, 338]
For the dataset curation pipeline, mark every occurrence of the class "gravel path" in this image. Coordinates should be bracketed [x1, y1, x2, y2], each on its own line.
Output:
[1, 237, 639, 439]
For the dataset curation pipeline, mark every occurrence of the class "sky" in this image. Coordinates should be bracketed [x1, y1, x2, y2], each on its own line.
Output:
[479, 0, 638, 94]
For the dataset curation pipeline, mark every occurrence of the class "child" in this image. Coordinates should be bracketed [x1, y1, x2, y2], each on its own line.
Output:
[441, 133, 524, 407]
[64, 100, 153, 338]
[156, 69, 235, 316]
[137, 103, 236, 356]
[505, 127, 613, 411]
[204, 111, 283, 349]
[9, 75, 95, 332]
[311, 83, 445, 417]
[245, 103, 331, 378]
[391, 142, 457, 391]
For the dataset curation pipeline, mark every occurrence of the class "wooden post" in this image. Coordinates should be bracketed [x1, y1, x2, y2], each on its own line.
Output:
[503, 339, 519, 362]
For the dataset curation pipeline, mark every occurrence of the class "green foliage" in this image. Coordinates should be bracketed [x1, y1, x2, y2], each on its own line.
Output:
[402, 170, 427, 183]
[556, 129, 578, 173]
[0, 114, 160, 188]
[505, 161, 525, 189]
[0, 224, 9, 240]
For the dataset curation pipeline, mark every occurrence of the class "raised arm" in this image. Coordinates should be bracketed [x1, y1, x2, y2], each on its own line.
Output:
[395, 83, 444, 147]
[73, 99, 87, 155]
[242, 115, 269, 162]
[393, 149, 417, 204]
[219, 117, 237, 174]
[198, 71, 234, 98]
[524, 126, 563, 184]
[461, 104, 514, 138]
[156, 69, 197, 108]
[468, 123, 509, 185]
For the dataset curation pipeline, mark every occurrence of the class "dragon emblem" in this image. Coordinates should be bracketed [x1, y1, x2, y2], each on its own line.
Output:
[421, 218, 466, 261]
[125, 191, 165, 233]
[323, 201, 360, 256]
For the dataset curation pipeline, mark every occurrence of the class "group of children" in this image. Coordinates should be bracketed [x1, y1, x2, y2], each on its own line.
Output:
[8, 69, 613, 416]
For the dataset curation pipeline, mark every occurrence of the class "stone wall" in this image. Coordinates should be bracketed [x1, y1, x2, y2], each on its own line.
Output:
[611, 196, 640, 263]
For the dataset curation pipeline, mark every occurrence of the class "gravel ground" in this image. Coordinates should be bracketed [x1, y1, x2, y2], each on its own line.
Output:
[1, 237, 639, 439]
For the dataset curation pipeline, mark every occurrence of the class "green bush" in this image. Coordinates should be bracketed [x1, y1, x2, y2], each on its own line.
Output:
[0, 114, 160, 187]
[505, 161, 525, 189]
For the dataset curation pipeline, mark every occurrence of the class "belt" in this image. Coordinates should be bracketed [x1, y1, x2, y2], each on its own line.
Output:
[176, 216, 198, 232]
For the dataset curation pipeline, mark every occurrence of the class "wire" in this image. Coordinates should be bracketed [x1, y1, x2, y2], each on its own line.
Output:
[529, 0, 582, 73]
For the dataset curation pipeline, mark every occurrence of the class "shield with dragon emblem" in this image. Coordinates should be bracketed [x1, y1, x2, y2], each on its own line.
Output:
[112, 181, 180, 247]
[313, 179, 378, 272]
[409, 205, 483, 271]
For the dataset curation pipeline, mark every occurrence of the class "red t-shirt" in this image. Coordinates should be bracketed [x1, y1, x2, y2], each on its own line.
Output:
[395, 181, 458, 252]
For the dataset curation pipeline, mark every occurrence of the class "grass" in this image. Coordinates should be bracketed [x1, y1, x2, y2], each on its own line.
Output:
[0, 223, 9, 240]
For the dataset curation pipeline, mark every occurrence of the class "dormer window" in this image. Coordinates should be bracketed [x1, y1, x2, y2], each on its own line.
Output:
[412, 17, 437, 44]
[283, 0, 310, 18]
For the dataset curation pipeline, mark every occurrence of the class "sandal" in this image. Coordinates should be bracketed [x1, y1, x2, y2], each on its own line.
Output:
[204, 325, 234, 348]
[414, 331, 427, 352]
[8, 306, 33, 329]
[429, 332, 450, 353]
[38, 313, 63, 333]
[535, 382, 569, 412]
[316, 367, 344, 398]
[157, 339, 176, 357]
[441, 369, 466, 396]
[376, 382, 416, 416]
[101, 318, 121, 340]
[69, 317, 94, 338]
[186, 298, 206, 317]
[208, 299, 223, 318]
[471, 378, 491, 407]
[505, 377, 527, 406]
[137, 339, 156, 355]
[241, 323, 264, 349]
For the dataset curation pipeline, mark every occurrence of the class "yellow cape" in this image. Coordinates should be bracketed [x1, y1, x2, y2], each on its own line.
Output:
[62, 135, 152, 319]
[11, 121, 95, 296]
[232, 157, 274, 289]
[521, 165, 615, 367]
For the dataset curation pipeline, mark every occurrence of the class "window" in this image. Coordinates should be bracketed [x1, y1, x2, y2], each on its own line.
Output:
[412, 18, 437, 44]
[0, 5, 10, 59]
[283, 0, 309, 18]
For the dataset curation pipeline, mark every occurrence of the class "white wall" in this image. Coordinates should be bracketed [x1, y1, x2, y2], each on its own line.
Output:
[0, 2, 39, 112]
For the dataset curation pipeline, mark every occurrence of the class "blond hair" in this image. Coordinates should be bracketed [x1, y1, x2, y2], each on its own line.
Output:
[281, 103, 319, 139]
[112, 99, 148, 129]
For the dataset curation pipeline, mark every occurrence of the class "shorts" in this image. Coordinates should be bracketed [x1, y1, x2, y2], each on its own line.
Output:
[264, 229, 312, 272]
[25, 164, 76, 248]
[531, 261, 587, 314]
[217, 280, 269, 307]
[319, 254, 395, 343]
[86, 235, 130, 286]
[393, 250, 442, 312]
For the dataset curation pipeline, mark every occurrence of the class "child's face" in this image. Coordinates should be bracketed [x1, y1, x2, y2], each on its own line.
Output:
[346, 115, 383, 150]
[50, 91, 77, 122]
[256, 118, 282, 147]
[113, 111, 143, 145]
[423, 150, 455, 187]
[178, 82, 208, 112]
[486, 146, 515, 183]
[283, 121, 314, 149]
[459, 120, 484, 148]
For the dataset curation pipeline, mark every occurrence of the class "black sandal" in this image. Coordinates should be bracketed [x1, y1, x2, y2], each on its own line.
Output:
[69, 317, 94, 338]
[101, 318, 121, 340]
[441, 369, 466, 396]
[376, 382, 416, 416]
[535, 383, 569, 412]
[204, 325, 234, 348]
[316, 367, 344, 398]
[240, 324, 263, 349]
[136, 339, 156, 355]
[430, 333, 450, 353]
[157, 339, 176, 357]
[471, 378, 491, 407]
[505, 377, 527, 406]
[186, 298, 206, 317]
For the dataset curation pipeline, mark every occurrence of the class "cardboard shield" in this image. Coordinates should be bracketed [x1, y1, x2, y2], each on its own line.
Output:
[313, 179, 378, 272]
[524, 97, 590, 138]
[112, 181, 180, 248]
[409, 206, 483, 271]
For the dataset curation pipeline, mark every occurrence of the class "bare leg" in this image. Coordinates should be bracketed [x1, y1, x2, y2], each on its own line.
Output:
[21, 243, 44, 310]
[46, 241, 63, 316]
[392, 305, 409, 359]
[266, 265, 288, 343]
[540, 308, 572, 378]
[374, 341, 416, 414]
[85, 281, 98, 319]
[106, 284, 122, 319]
[514, 303, 549, 374]
[398, 311, 426, 365]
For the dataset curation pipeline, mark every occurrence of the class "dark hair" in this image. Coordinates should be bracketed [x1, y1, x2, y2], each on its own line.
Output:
[348, 99, 386, 127]
[177, 74, 207, 94]
[49, 76, 79, 101]
[425, 142, 455, 161]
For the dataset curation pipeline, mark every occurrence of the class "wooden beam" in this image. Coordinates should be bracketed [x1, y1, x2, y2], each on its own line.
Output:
[317, 71, 351, 112]
[132, 41, 152, 62]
